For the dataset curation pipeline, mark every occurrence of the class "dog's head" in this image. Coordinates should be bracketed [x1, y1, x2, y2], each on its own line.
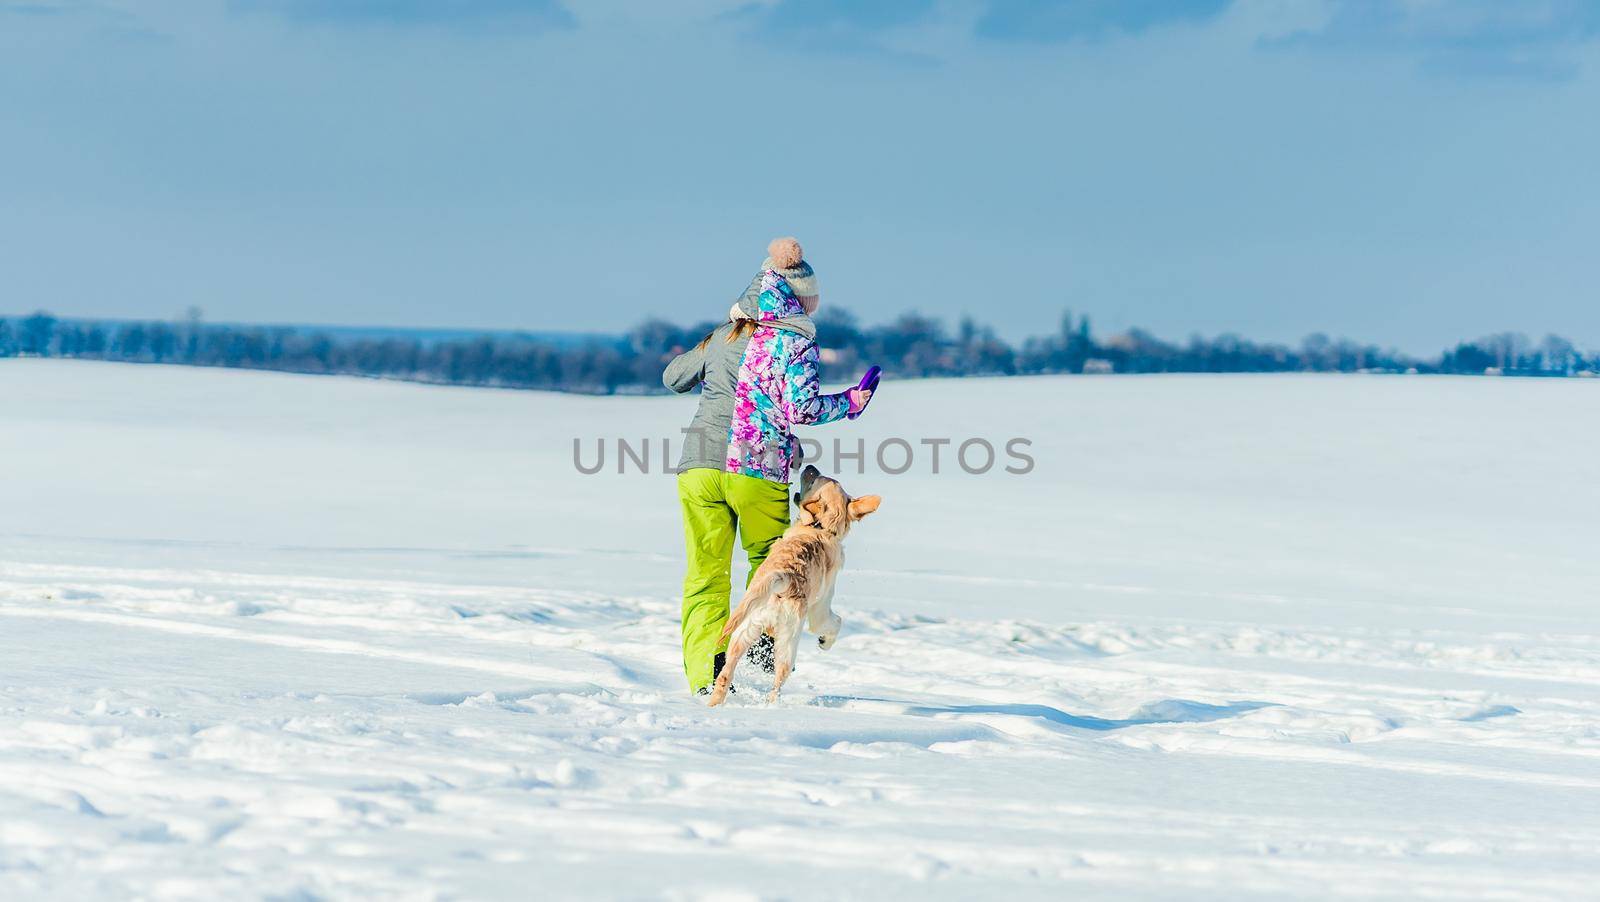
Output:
[793, 464, 881, 537]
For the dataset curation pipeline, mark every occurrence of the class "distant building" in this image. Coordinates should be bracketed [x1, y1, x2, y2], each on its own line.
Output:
[1082, 358, 1114, 375]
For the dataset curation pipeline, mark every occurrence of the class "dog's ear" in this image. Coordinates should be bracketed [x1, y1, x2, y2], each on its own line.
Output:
[847, 495, 881, 520]
[800, 496, 825, 524]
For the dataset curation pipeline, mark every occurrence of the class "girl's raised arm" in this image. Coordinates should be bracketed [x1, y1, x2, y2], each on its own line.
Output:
[782, 341, 850, 426]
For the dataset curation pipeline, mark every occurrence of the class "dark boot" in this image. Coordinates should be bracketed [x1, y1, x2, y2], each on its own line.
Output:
[745, 634, 776, 674]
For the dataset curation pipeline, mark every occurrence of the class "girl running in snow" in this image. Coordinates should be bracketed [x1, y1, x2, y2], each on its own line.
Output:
[663, 237, 872, 696]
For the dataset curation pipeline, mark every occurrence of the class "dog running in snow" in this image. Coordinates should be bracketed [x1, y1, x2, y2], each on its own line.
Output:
[707, 465, 880, 706]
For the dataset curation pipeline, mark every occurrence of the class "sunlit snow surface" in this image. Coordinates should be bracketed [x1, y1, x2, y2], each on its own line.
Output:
[2, 360, 1597, 900]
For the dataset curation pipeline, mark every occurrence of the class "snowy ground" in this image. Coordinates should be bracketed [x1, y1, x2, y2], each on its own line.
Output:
[2, 359, 1598, 900]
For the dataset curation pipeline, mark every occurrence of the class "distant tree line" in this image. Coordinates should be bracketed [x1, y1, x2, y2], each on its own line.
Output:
[2, 309, 1595, 394]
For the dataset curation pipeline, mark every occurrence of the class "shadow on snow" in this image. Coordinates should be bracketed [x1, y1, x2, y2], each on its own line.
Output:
[810, 696, 1274, 731]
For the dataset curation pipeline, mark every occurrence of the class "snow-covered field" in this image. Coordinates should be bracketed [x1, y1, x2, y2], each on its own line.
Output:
[2, 359, 1597, 900]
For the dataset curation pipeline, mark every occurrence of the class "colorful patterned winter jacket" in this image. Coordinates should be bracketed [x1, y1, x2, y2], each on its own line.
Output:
[664, 269, 850, 483]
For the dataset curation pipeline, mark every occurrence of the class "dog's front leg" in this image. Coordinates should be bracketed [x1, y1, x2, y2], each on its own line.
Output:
[808, 574, 844, 650]
[816, 613, 843, 650]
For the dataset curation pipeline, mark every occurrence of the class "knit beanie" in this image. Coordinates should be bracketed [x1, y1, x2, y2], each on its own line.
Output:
[729, 258, 816, 322]
[764, 256, 818, 298]
[729, 238, 820, 321]
[766, 236, 818, 297]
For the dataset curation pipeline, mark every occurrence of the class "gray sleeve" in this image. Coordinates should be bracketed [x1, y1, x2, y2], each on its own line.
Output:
[663, 343, 708, 393]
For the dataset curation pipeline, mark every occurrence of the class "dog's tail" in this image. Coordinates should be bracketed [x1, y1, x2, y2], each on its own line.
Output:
[720, 571, 787, 641]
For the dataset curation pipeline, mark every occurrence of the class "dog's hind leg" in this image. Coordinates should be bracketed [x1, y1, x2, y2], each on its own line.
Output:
[767, 614, 805, 704]
[707, 635, 751, 707]
[769, 655, 790, 705]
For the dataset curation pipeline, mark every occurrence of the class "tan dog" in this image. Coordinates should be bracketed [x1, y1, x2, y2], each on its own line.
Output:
[706, 465, 881, 706]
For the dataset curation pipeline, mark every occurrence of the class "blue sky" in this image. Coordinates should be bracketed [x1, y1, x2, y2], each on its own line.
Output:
[3, 0, 1598, 352]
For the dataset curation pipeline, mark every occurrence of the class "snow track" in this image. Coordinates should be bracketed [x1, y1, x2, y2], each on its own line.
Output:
[2, 360, 1598, 899]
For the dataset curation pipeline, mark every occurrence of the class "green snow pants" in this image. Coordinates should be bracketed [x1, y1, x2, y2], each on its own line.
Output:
[677, 467, 791, 693]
